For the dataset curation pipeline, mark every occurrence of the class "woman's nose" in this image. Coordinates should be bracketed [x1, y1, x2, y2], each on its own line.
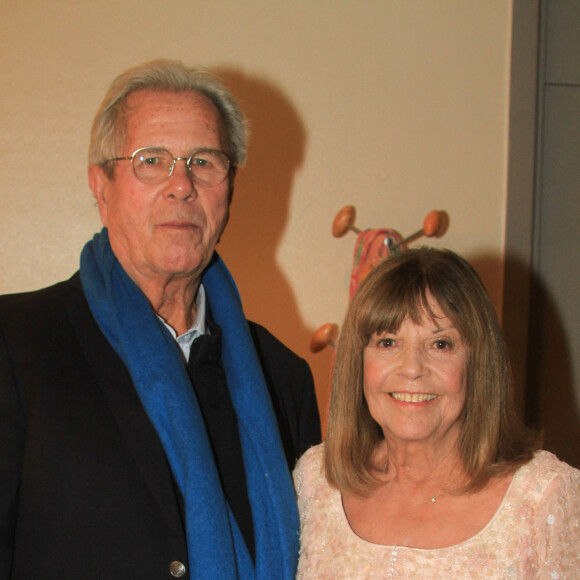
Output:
[398, 345, 427, 380]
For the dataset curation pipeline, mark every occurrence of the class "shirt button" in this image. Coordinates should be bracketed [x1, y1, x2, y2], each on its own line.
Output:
[169, 561, 186, 577]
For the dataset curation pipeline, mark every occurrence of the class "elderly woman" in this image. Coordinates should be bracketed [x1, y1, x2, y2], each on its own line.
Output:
[294, 247, 579, 578]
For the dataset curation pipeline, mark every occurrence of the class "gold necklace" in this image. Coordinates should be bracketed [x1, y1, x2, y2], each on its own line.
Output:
[382, 458, 453, 505]
[421, 493, 444, 504]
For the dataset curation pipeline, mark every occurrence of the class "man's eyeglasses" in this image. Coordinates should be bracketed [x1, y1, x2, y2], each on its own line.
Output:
[105, 146, 232, 187]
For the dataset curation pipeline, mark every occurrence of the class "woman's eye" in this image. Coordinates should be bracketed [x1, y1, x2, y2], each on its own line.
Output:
[378, 338, 395, 348]
[433, 339, 452, 350]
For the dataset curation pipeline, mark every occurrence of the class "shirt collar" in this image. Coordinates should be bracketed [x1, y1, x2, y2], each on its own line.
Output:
[158, 284, 209, 361]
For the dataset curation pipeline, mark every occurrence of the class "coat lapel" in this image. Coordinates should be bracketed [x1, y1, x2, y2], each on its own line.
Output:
[66, 273, 186, 539]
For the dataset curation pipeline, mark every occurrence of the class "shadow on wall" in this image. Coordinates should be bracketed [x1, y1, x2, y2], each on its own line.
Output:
[212, 68, 334, 420]
[472, 252, 580, 469]
[525, 261, 580, 468]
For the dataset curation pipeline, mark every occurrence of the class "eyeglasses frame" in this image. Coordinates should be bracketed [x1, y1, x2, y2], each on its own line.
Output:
[103, 146, 233, 186]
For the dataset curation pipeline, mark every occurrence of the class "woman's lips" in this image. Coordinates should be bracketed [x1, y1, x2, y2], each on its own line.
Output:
[390, 392, 438, 403]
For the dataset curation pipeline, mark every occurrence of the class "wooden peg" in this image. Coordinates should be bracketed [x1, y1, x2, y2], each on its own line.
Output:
[389, 210, 442, 251]
[310, 323, 339, 353]
[422, 209, 441, 237]
[332, 205, 360, 238]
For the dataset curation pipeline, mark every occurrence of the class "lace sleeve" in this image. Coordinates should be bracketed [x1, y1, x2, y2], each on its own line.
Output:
[536, 462, 580, 578]
[293, 445, 322, 510]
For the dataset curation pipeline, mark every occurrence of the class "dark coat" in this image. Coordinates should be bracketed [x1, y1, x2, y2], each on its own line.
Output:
[0, 273, 321, 579]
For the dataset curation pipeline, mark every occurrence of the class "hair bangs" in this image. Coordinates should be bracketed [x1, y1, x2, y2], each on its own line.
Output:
[353, 262, 434, 345]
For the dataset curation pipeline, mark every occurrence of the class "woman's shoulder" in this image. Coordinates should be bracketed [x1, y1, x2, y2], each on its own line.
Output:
[293, 443, 327, 498]
[512, 449, 580, 502]
[294, 443, 324, 482]
[522, 450, 579, 479]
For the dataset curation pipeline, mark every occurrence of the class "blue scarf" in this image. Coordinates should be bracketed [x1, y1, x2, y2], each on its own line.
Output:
[80, 228, 299, 579]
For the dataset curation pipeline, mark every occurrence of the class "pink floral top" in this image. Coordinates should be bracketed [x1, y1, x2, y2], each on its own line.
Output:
[293, 444, 580, 579]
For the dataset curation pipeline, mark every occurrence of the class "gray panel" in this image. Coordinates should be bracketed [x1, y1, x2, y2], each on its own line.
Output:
[545, 0, 580, 84]
[535, 84, 580, 466]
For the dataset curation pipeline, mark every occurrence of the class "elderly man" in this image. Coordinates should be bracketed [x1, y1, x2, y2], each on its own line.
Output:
[0, 60, 320, 579]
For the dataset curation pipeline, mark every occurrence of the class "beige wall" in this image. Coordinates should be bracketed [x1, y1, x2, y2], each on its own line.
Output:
[0, 1, 515, 418]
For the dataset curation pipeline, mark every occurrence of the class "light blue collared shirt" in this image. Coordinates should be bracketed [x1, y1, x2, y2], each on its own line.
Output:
[159, 284, 208, 362]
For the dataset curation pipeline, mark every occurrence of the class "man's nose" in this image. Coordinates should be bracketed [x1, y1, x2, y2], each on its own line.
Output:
[166, 159, 197, 200]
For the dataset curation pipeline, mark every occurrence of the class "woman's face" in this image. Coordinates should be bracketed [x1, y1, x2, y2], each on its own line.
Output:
[362, 297, 468, 451]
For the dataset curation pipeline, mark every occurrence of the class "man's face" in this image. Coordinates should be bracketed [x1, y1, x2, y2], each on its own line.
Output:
[89, 89, 231, 288]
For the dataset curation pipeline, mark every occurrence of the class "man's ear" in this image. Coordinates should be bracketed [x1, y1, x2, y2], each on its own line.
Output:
[88, 165, 109, 226]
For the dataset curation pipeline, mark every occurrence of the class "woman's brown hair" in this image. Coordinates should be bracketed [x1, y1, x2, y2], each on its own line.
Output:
[324, 247, 539, 496]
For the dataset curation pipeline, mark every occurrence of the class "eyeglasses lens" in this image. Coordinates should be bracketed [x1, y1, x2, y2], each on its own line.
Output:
[189, 151, 230, 186]
[132, 147, 229, 186]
